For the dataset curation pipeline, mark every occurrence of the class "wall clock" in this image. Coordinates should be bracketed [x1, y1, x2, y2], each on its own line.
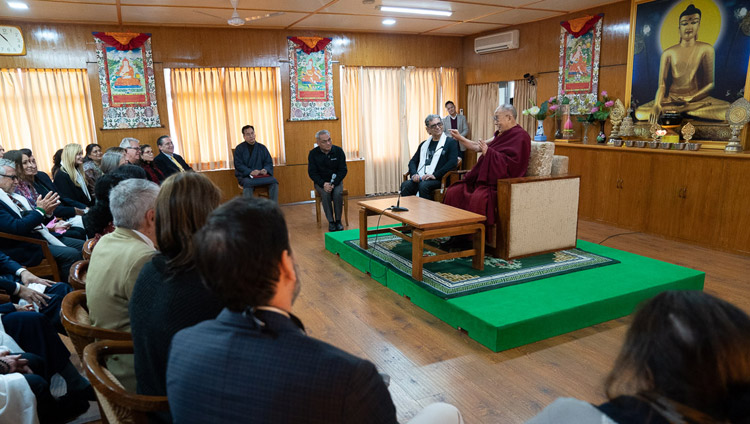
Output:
[0, 25, 26, 56]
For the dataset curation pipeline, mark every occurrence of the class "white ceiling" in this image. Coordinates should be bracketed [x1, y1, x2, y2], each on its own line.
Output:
[0, 0, 619, 36]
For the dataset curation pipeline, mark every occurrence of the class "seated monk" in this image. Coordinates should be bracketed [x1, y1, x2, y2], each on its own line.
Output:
[444, 104, 531, 225]
[635, 4, 728, 122]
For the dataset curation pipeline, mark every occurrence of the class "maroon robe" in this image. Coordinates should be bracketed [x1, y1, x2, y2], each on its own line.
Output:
[444, 124, 531, 225]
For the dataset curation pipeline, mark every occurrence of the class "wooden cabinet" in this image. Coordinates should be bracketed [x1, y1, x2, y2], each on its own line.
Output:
[554, 143, 750, 255]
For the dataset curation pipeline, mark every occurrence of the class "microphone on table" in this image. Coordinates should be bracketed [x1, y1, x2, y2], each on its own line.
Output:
[391, 190, 408, 212]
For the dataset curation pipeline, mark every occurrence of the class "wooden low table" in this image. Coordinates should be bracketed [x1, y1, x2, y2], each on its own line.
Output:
[358, 196, 485, 281]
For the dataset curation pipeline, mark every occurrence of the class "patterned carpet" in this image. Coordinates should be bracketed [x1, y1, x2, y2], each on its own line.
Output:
[345, 235, 619, 299]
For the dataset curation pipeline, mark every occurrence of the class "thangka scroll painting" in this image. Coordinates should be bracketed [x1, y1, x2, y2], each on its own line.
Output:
[558, 14, 603, 114]
[288, 36, 336, 121]
[93, 32, 161, 129]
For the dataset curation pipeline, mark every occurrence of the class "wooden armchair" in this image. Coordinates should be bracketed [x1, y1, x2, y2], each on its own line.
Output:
[68, 260, 88, 290]
[83, 340, 169, 424]
[0, 231, 60, 281]
[82, 237, 99, 260]
[401, 157, 463, 203]
[61, 290, 132, 362]
[439, 142, 580, 260]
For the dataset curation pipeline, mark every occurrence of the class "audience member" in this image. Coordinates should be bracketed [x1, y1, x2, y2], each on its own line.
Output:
[119, 137, 141, 165]
[445, 105, 530, 222]
[0, 158, 83, 280]
[99, 147, 127, 174]
[0, 144, 4, 158]
[401, 114, 459, 201]
[527, 290, 750, 424]
[138, 144, 165, 184]
[153, 135, 192, 178]
[443, 100, 469, 164]
[234, 125, 278, 201]
[83, 143, 103, 194]
[48, 143, 94, 208]
[130, 173, 223, 423]
[167, 197, 463, 424]
[50, 149, 63, 179]
[81, 165, 146, 238]
[308, 129, 347, 232]
[86, 178, 159, 391]
[5, 150, 86, 240]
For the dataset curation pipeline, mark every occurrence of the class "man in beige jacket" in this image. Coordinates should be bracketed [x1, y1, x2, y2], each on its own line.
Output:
[86, 178, 159, 391]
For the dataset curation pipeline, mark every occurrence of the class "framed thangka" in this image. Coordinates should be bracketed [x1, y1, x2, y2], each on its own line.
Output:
[558, 14, 604, 114]
[287, 36, 336, 121]
[93, 32, 160, 129]
[628, 0, 750, 143]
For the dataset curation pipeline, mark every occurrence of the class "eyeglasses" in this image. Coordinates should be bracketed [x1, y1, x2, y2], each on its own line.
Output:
[1, 175, 18, 181]
[126, 147, 139, 150]
[493, 115, 509, 122]
[428, 122, 443, 129]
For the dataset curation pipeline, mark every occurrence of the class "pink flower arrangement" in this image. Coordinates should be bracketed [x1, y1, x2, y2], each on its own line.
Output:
[605, 100, 615, 108]
[591, 107, 599, 113]
[549, 104, 558, 111]
[601, 90, 608, 97]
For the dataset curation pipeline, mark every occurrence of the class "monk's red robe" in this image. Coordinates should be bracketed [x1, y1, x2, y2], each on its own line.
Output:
[444, 125, 530, 225]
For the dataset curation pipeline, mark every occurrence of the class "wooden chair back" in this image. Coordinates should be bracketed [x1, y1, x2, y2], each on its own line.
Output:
[68, 260, 88, 290]
[61, 290, 131, 361]
[83, 340, 169, 424]
[314, 187, 349, 228]
[0, 231, 60, 281]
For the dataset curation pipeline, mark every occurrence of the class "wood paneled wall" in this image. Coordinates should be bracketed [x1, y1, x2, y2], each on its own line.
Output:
[1, 21, 462, 201]
[461, 1, 631, 138]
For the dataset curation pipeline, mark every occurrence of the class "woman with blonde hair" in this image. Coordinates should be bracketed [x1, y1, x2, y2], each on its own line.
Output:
[53, 143, 94, 208]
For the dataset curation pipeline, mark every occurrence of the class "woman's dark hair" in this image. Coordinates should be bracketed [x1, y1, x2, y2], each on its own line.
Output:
[51, 148, 63, 178]
[605, 290, 750, 422]
[82, 165, 147, 237]
[194, 197, 290, 311]
[156, 172, 221, 273]
[84, 143, 102, 162]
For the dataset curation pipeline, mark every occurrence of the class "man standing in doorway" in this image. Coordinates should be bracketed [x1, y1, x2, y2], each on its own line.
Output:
[234, 125, 279, 202]
[442, 101, 469, 165]
[308, 130, 347, 232]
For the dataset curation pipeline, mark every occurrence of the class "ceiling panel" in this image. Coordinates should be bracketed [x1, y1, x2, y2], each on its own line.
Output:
[322, 0, 509, 22]
[120, 6, 305, 27]
[477, 8, 563, 25]
[426, 22, 507, 35]
[529, 0, 616, 12]
[119, 0, 324, 13]
[0, 3, 118, 23]
[291, 14, 446, 33]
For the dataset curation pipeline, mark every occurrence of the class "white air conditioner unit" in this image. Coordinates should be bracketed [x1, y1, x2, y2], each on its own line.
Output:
[474, 30, 520, 54]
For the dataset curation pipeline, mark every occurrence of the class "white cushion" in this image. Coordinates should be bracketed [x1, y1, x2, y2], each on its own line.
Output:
[525, 141, 555, 177]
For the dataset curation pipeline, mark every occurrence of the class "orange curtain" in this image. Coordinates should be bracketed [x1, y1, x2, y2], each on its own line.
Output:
[440, 67, 459, 120]
[340, 66, 361, 159]
[0, 68, 96, 173]
[467, 82, 500, 142]
[168, 67, 285, 170]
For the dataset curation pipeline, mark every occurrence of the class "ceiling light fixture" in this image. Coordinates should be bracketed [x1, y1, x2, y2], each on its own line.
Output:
[378, 5, 452, 17]
[382, 18, 396, 25]
[7, 1, 29, 9]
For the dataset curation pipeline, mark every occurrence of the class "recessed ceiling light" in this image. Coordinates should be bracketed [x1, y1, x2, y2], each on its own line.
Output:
[382, 18, 396, 25]
[7, 1, 29, 10]
[378, 6, 452, 17]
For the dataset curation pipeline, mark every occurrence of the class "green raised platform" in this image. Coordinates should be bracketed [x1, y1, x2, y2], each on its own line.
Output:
[325, 229, 705, 352]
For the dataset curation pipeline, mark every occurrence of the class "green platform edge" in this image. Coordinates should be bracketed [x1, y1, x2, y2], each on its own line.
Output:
[325, 228, 705, 352]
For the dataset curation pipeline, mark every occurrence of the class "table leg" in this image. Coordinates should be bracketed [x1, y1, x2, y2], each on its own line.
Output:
[359, 207, 368, 249]
[412, 229, 424, 281]
[472, 225, 485, 271]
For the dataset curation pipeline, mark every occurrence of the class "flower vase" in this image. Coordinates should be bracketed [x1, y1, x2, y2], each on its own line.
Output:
[582, 121, 592, 144]
[561, 104, 574, 139]
[596, 120, 607, 143]
[534, 119, 547, 141]
[554, 114, 563, 139]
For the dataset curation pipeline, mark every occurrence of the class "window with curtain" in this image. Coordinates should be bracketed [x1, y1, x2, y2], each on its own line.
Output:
[165, 66, 285, 170]
[0, 68, 97, 174]
[340, 66, 457, 194]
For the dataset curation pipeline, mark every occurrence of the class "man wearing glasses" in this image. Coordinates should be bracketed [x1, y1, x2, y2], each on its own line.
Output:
[119, 137, 141, 164]
[400, 114, 459, 201]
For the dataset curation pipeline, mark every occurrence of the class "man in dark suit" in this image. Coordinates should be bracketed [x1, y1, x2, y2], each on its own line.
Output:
[153, 135, 193, 178]
[166, 198, 463, 424]
[400, 114, 459, 200]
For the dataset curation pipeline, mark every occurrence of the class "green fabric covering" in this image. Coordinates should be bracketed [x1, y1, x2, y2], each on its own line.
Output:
[326, 228, 705, 352]
[344, 235, 619, 299]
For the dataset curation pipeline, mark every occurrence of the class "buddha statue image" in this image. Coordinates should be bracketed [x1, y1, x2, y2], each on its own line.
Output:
[635, 4, 729, 122]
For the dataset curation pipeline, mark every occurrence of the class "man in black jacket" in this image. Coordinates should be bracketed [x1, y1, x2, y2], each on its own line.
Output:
[308, 130, 347, 232]
[400, 114, 459, 200]
[153, 136, 193, 178]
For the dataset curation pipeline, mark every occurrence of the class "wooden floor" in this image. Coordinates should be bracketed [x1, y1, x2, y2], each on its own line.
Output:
[287, 195, 750, 423]
[73, 195, 750, 423]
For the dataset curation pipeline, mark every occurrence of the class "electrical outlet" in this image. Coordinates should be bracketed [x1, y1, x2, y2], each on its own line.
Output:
[311, 190, 316, 199]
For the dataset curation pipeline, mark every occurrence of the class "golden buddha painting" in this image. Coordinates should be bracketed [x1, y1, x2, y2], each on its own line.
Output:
[630, 0, 750, 125]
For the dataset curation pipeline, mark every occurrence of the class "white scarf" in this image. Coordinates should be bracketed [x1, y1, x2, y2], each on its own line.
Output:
[73, 169, 91, 201]
[417, 133, 447, 177]
[0, 191, 65, 247]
